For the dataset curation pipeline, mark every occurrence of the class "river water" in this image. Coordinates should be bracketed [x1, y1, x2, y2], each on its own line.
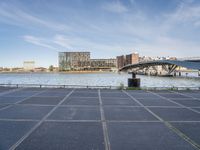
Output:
[0, 72, 200, 88]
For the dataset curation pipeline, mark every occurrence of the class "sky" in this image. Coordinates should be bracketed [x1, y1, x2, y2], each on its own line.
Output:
[0, 0, 200, 67]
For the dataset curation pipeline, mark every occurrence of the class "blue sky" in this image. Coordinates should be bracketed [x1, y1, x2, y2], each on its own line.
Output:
[0, 0, 200, 67]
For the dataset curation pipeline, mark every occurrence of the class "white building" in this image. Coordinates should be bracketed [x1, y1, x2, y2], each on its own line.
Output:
[23, 61, 35, 71]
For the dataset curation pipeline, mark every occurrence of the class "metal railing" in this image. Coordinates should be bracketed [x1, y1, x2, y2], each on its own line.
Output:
[140, 86, 200, 91]
[0, 83, 118, 89]
[0, 83, 200, 90]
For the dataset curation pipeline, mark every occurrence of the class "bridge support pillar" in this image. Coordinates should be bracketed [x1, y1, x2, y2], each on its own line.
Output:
[128, 72, 140, 88]
[174, 72, 176, 76]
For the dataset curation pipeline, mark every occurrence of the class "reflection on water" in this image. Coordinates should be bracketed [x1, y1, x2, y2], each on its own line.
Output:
[0, 72, 200, 87]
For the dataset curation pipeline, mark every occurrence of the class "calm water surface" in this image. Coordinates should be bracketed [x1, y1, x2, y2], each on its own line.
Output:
[0, 72, 200, 87]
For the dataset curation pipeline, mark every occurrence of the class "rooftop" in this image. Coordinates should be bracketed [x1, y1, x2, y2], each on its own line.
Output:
[0, 87, 200, 150]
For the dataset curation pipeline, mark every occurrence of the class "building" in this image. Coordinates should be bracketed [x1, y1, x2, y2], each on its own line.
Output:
[23, 61, 35, 71]
[139, 56, 153, 62]
[59, 52, 90, 71]
[116, 55, 126, 69]
[125, 53, 139, 65]
[116, 52, 139, 69]
[58, 52, 117, 71]
[90, 59, 117, 69]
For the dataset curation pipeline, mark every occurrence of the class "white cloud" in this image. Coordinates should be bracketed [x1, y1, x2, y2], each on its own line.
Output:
[23, 35, 57, 50]
[11, 0, 200, 57]
[102, 1, 128, 13]
[163, 1, 200, 27]
[53, 35, 72, 49]
[0, 3, 70, 31]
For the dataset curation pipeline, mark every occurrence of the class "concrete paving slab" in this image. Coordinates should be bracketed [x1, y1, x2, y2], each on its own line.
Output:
[101, 92, 129, 98]
[48, 106, 101, 120]
[158, 93, 189, 98]
[171, 99, 200, 107]
[21, 88, 48, 92]
[47, 88, 73, 92]
[0, 87, 16, 93]
[169, 98, 196, 101]
[104, 107, 158, 121]
[62, 97, 99, 105]
[108, 122, 196, 150]
[3, 91, 39, 97]
[70, 92, 98, 97]
[0, 104, 9, 109]
[149, 90, 172, 94]
[177, 90, 200, 93]
[138, 98, 179, 106]
[37, 92, 67, 97]
[15, 122, 105, 150]
[130, 93, 160, 99]
[0, 96, 25, 104]
[186, 93, 200, 98]
[172, 122, 200, 146]
[20, 97, 63, 105]
[149, 108, 200, 121]
[126, 90, 149, 94]
[0, 105, 53, 120]
[0, 88, 199, 150]
[100, 89, 122, 93]
[192, 108, 200, 112]
[75, 89, 98, 92]
[102, 98, 140, 106]
[0, 121, 37, 150]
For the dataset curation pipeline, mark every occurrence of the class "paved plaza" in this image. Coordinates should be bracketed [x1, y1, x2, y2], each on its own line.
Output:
[0, 87, 200, 150]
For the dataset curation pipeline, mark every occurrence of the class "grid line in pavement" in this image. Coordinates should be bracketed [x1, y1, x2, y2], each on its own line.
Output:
[172, 90, 200, 101]
[148, 91, 200, 114]
[123, 90, 200, 150]
[0, 89, 49, 111]
[99, 89, 111, 150]
[0, 87, 24, 97]
[1, 88, 200, 150]
[9, 89, 74, 150]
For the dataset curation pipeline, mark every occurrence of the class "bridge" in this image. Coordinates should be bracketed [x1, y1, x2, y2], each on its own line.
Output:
[119, 60, 200, 76]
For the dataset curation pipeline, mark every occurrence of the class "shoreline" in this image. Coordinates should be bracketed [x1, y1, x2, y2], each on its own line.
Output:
[0, 71, 118, 74]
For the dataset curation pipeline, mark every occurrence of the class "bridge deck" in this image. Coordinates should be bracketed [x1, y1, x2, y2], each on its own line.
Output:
[0, 87, 200, 150]
[120, 60, 200, 71]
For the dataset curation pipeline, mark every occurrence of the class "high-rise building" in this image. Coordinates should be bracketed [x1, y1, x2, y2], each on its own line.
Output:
[59, 52, 117, 71]
[116, 55, 126, 69]
[59, 52, 90, 71]
[116, 52, 139, 69]
[126, 53, 139, 65]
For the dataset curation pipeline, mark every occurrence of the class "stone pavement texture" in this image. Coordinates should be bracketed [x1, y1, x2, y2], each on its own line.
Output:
[0, 87, 200, 150]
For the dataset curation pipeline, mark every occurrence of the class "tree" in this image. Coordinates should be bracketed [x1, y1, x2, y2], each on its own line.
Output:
[49, 65, 54, 72]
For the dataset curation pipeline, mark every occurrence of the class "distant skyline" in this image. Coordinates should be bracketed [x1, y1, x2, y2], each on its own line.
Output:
[1, 0, 200, 67]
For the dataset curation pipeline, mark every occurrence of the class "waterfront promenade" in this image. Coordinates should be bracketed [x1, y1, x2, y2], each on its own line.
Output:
[0, 87, 200, 150]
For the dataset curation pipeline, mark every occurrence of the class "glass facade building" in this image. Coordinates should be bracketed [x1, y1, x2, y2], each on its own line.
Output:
[59, 52, 117, 71]
[90, 59, 117, 68]
[59, 52, 90, 71]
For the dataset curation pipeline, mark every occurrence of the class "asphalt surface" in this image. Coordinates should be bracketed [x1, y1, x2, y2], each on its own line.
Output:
[0, 87, 200, 150]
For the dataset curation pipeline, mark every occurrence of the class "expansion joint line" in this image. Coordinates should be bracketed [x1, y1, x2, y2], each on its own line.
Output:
[0, 88, 49, 111]
[123, 90, 200, 150]
[171, 90, 200, 101]
[9, 89, 75, 150]
[148, 91, 200, 114]
[98, 89, 111, 150]
[0, 87, 25, 97]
